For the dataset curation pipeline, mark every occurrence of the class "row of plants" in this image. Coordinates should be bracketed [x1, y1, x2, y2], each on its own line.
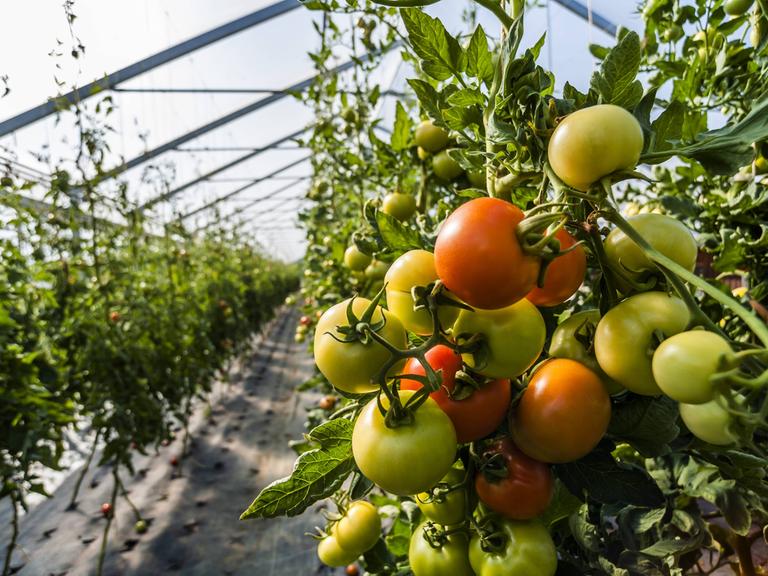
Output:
[1, 97, 299, 574]
[245, 0, 768, 575]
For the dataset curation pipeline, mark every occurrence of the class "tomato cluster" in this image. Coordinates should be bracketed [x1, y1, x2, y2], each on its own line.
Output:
[318, 501, 381, 567]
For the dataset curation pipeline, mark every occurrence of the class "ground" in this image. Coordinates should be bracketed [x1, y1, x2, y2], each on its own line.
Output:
[0, 308, 343, 576]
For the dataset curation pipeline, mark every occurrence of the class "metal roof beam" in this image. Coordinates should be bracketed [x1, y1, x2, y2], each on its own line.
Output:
[552, 0, 618, 37]
[0, 0, 302, 137]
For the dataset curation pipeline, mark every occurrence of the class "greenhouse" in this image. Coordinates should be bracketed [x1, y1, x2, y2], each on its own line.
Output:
[1, 0, 767, 574]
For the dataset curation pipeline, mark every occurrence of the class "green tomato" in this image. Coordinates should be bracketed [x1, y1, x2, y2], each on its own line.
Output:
[548, 310, 623, 395]
[382, 192, 417, 221]
[652, 331, 735, 404]
[679, 397, 739, 445]
[433, 150, 464, 182]
[416, 467, 467, 526]
[335, 501, 381, 553]
[417, 146, 430, 161]
[365, 260, 389, 280]
[409, 523, 474, 576]
[594, 292, 690, 395]
[385, 250, 459, 336]
[415, 120, 450, 152]
[352, 390, 457, 496]
[344, 245, 372, 271]
[317, 535, 359, 567]
[604, 214, 698, 289]
[451, 299, 545, 379]
[314, 298, 407, 394]
[662, 25, 684, 42]
[467, 168, 487, 189]
[469, 518, 557, 576]
[548, 104, 643, 191]
[725, 0, 754, 16]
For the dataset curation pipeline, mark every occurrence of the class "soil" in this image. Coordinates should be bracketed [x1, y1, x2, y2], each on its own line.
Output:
[0, 307, 346, 576]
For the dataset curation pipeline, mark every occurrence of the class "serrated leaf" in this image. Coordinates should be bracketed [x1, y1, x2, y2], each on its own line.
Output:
[446, 88, 484, 108]
[407, 79, 442, 123]
[466, 24, 494, 84]
[589, 31, 643, 109]
[375, 209, 423, 253]
[391, 102, 412, 151]
[649, 101, 685, 153]
[401, 8, 465, 81]
[608, 395, 680, 457]
[240, 419, 354, 519]
[555, 447, 665, 507]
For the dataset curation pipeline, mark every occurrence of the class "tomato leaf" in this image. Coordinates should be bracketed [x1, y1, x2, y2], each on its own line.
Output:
[465, 25, 494, 85]
[400, 8, 465, 82]
[239, 419, 354, 519]
[589, 31, 643, 110]
[555, 447, 665, 507]
[608, 395, 680, 457]
[375, 209, 425, 253]
[391, 102, 412, 152]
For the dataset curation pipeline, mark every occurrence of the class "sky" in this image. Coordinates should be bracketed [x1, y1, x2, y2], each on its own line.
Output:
[0, 1, 640, 262]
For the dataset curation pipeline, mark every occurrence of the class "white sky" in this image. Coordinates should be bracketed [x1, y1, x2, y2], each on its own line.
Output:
[0, 1, 638, 261]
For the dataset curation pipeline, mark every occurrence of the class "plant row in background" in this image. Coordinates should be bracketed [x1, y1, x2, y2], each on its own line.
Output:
[244, 1, 768, 575]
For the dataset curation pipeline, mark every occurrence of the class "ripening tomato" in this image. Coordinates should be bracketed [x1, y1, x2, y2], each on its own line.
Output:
[475, 437, 553, 520]
[352, 390, 457, 496]
[335, 501, 381, 553]
[382, 192, 417, 221]
[511, 359, 611, 463]
[400, 345, 511, 442]
[603, 214, 697, 289]
[384, 250, 459, 335]
[526, 228, 586, 307]
[594, 292, 690, 395]
[652, 331, 735, 404]
[435, 198, 541, 310]
[548, 104, 644, 191]
[314, 298, 407, 394]
[409, 522, 474, 576]
[415, 120, 450, 152]
[318, 535, 359, 567]
[344, 245, 372, 271]
[433, 150, 464, 181]
[469, 518, 557, 576]
[451, 299, 545, 380]
[416, 466, 467, 526]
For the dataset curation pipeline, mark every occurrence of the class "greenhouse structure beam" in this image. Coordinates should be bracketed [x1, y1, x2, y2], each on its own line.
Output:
[180, 155, 310, 221]
[552, 0, 618, 36]
[0, 0, 301, 137]
[140, 126, 308, 210]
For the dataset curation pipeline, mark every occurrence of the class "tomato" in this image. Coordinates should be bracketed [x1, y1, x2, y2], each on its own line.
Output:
[384, 250, 459, 335]
[335, 501, 381, 553]
[725, 0, 753, 16]
[548, 310, 623, 395]
[400, 345, 511, 442]
[594, 292, 691, 395]
[109, 310, 120, 323]
[318, 535, 359, 567]
[345, 565, 359, 576]
[604, 214, 697, 289]
[365, 260, 389, 280]
[414, 119, 450, 152]
[435, 198, 541, 310]
[409, 523, 474, 576]
[652, 331, 735, 404]
[318, 395, 337, 410]
[526, 228, 586, 307]
[451, 299, 545, 379]
[469, 518, 557, 576]
[300, 315, 311, 326]
[101, 502, 113, 517]
[432, 150, 464, 181]
[475, 438, 553, 520]
[382, 192, 417, 221]
[134, 520, 147, 534]
[314, 298, 407, 394]
[352, 390, 457, 495]
[344, 245, 372, 271]
[511, 359, 611, 463]
[467, 168, 486, 189]
[416, 467, 467, 526]
[679, 397, 740, 445]
[417, 146, 430, 161]
[547, 104, 644, 191]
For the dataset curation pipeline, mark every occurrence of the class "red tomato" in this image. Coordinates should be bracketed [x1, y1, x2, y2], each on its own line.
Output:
[434, 198, 541, 310]
[475, 437, 553, 520]
[526, 229, 586, 307]
[511, 359, 611, 463]
[400, 345, 511, 443]
[101, 503, 113, 517]
[300, 315, 312, 326]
